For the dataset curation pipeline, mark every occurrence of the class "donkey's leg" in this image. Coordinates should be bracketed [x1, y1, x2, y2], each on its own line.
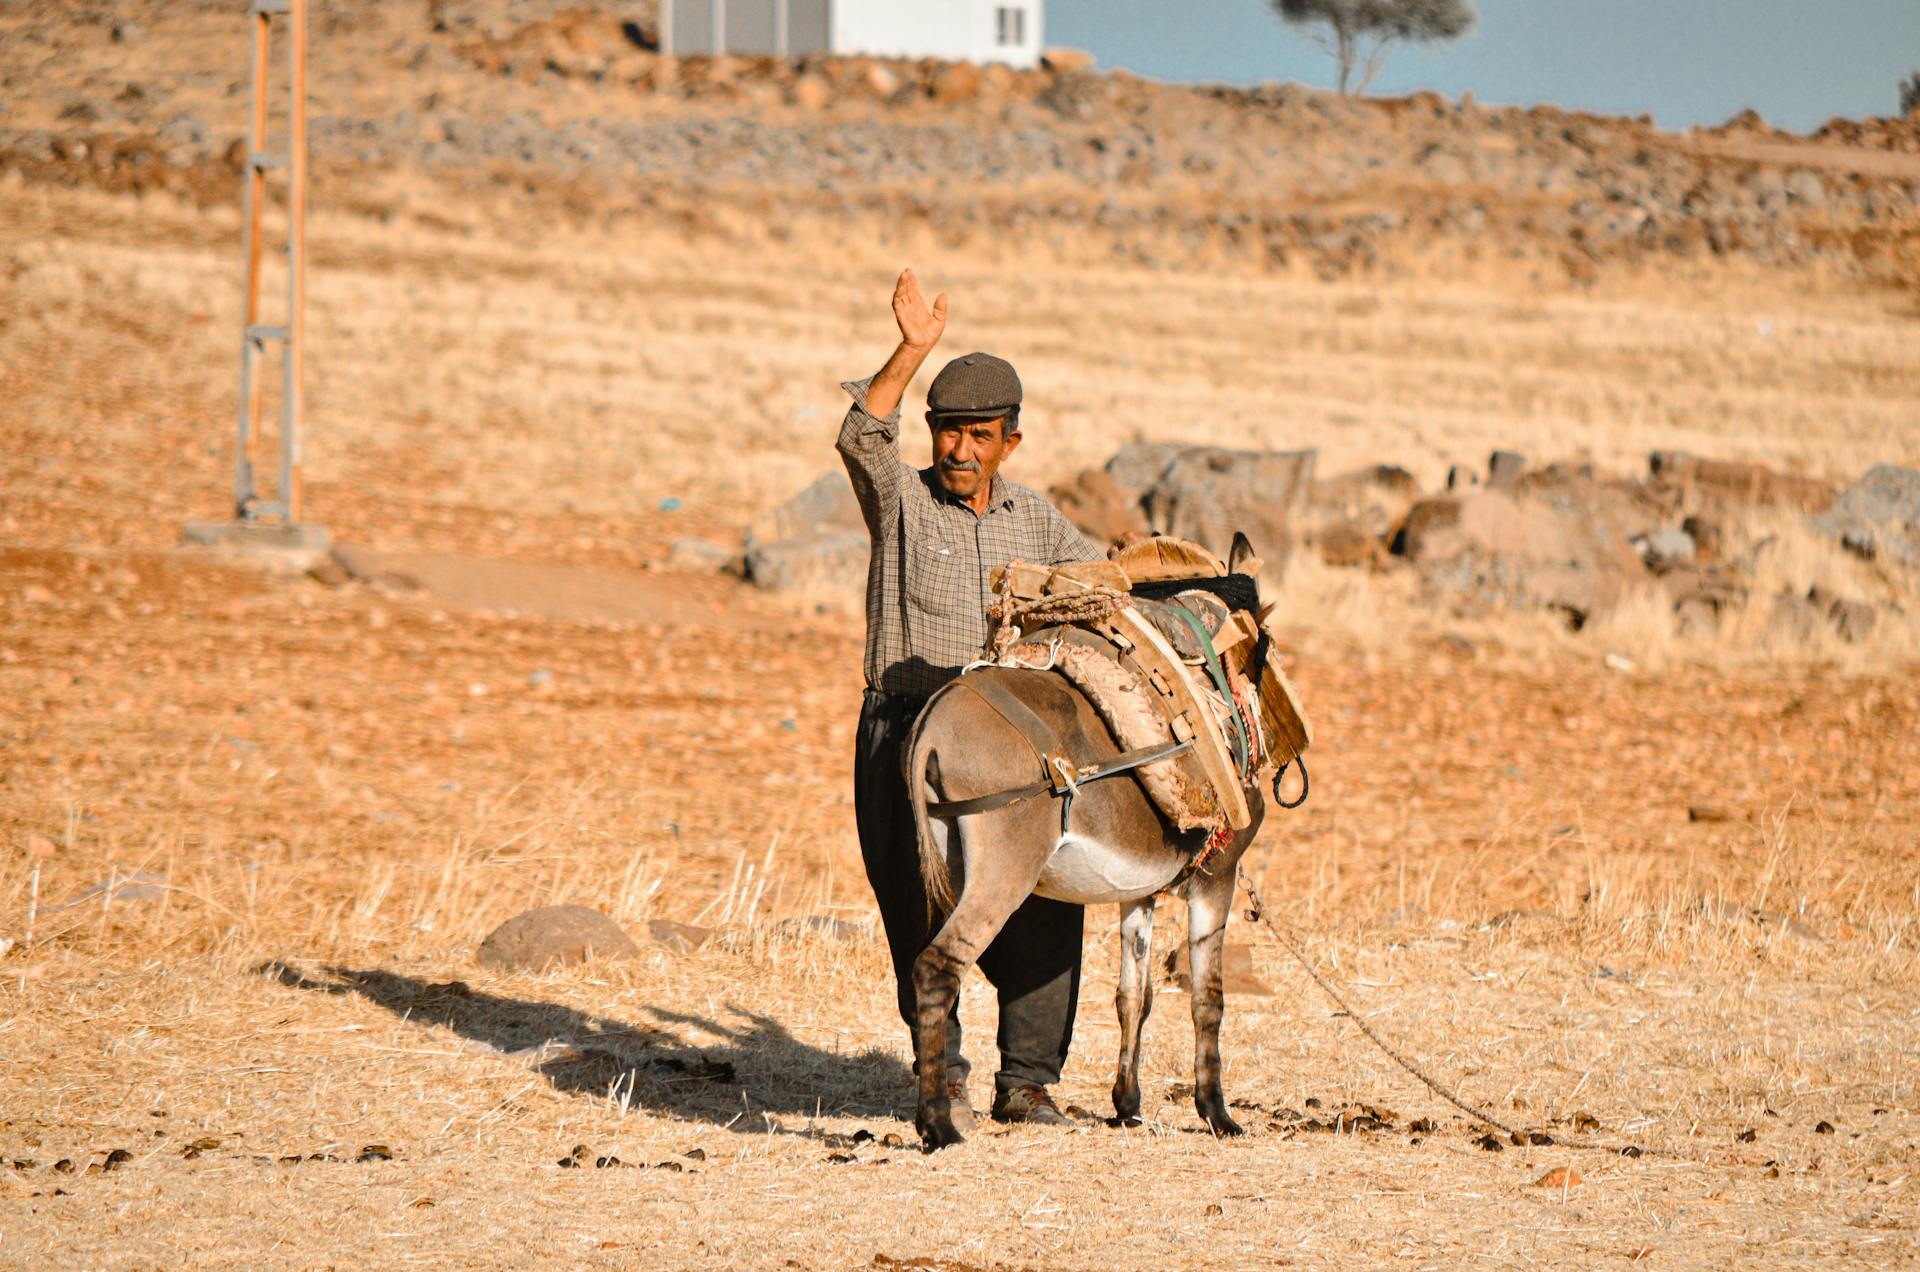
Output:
[1110, 896, 1156, 1124]
[1184, 865, 1244, 1136]
[911, 852, 1050, 1149]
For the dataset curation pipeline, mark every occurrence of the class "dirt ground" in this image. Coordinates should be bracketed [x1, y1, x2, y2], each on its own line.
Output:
[5, 10, 1920, 1267]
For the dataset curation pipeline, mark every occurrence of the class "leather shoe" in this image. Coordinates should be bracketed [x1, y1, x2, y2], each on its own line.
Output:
[991, 1084, 1070, 1127]
[947, 1081, 977, 1135]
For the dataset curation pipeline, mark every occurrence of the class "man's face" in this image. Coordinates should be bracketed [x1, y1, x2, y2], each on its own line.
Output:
[927, 415, 1021, 501]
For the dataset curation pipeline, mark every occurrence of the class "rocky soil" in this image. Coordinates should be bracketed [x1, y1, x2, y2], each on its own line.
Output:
[3, 0, 1918, 282]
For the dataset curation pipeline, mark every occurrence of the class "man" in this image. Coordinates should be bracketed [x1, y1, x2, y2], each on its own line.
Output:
[838, 267, 1104, 1129]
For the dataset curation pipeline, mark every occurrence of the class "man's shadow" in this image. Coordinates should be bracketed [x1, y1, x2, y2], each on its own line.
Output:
[261, 961, 913, 1136]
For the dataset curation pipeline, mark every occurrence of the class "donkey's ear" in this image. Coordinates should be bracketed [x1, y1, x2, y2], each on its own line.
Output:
[1229, 532, 1261, 576]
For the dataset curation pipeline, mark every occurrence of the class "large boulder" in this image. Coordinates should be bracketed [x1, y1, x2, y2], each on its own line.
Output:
[1391, 489, 1645, 628]
[749, 472, 864, 544]
[1811, 463, 1920, 569]
[1049, 467, 1149, 547]
[477, 905, 639, 972]
[1103, 441, 1193, 494]
[743, 531, 869, 593]
[743, 473, 869, 593]
[1137, 446, 1317, 569]
[1303, 463, 1420, 566]
[1647, 451, 1835, 513]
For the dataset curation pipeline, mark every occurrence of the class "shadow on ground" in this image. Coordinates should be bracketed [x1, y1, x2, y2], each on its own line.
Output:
[260, 961, 913, 1134]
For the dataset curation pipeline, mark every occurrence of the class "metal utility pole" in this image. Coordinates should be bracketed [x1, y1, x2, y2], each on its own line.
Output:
[187, 0, 328, 554]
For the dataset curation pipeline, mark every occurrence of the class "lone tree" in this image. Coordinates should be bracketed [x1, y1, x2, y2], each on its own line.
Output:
[1270, 0, 1477, 96]
[1902, 70, 1920, 117]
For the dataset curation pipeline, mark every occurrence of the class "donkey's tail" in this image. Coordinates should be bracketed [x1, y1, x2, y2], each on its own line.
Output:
[908, 690, 958, 915]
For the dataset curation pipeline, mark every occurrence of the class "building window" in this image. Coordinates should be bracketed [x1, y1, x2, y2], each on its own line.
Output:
[996, 6, 1025, 46]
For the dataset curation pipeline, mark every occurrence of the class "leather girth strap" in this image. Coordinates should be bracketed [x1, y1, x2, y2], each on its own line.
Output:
[963, 673, 1068, 778]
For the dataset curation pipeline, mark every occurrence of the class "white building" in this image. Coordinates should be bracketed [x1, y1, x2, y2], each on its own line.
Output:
[664, 0, 1042, 69]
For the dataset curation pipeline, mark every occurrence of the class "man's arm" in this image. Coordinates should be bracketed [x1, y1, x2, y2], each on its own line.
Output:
[836, 269, 950, 535]
[863, 268, 947, 420]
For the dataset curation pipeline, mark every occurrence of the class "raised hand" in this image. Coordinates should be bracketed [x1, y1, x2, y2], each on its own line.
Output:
[892, 268, 949, 353]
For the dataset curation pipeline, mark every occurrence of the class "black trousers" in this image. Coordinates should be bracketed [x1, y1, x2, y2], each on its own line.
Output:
[855, 688, 1084, 1096]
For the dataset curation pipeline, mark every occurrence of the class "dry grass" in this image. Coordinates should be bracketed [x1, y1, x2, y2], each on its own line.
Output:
[3, 165, 1919, 1265]
[3, 534, 1916, 1266]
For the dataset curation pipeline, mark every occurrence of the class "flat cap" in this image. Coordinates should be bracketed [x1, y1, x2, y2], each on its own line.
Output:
[928, 351, 1022, 420]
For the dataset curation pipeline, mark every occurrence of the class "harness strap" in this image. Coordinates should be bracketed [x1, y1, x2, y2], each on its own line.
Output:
[959, 673, 1066, 775]
[925, 737, 1195, 819]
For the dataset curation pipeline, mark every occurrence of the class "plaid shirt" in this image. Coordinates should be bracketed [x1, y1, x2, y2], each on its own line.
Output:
[838, 376, 1104, 698]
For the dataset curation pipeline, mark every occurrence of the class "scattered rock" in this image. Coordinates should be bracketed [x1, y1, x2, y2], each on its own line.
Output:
[1050, 467, 1149, 546]
[645, 919, 713, 953]
[1681, 514, 1723, 562]
[306, 556, 351, 587]
[1446, 464, 1479, 492]
[1312, 522, 1384, 569]
[1687, 804, 1734, 823]
[789, 75, 832, 111]
[1647, 451, 1834, 513]
[477, 904, 639, 971]
[927, 63, 982, 105]
[1812, 464, 1920, 568]
[1534, 1166, 1582, 1189]
[1632, 527, 1695, 567]
[49, 870, 167, 911]
[776, 914, 869, 941]
[1696, 894, 1825, 942]
[1487, 450, 1526, 486]
[665, 537, 739, 573]
[1041, 48, 1095, 73]
[1807, 585, 1877, 643]
[1766, 590, 1822, 643]
[328, 544, 422, 591]
[1390, 498, 1462, 559]
[1814, 1120, 1835, 1135]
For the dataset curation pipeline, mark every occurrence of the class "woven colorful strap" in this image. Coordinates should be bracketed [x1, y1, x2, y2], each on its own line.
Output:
[1170, 605, 1252, 781]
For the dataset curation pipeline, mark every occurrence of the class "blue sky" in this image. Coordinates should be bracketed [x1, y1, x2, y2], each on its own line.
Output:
[1045, 0, 1920, 132]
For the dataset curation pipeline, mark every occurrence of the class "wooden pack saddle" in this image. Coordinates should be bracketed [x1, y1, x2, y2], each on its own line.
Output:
[989, 537, 1313, 832]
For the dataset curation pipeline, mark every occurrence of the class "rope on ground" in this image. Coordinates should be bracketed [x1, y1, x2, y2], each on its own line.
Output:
[1235, 867, 1745, 1166]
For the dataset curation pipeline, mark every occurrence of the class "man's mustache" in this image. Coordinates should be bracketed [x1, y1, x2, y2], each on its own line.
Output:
[939, 457, 982, 473]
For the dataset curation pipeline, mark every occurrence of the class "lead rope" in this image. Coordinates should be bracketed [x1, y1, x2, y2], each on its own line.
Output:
[1235, 867, 1741, 1165]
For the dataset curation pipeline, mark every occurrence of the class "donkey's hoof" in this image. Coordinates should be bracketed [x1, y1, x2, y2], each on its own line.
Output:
[1197, 1099, 1244, 1137]
[917, 1112, 967, 1152]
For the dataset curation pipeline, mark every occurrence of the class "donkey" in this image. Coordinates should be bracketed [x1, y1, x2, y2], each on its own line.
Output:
[904, 537, 1270, 1150]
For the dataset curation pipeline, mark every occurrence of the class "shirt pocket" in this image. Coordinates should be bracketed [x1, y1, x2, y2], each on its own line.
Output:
[905, 535, 974, 616]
